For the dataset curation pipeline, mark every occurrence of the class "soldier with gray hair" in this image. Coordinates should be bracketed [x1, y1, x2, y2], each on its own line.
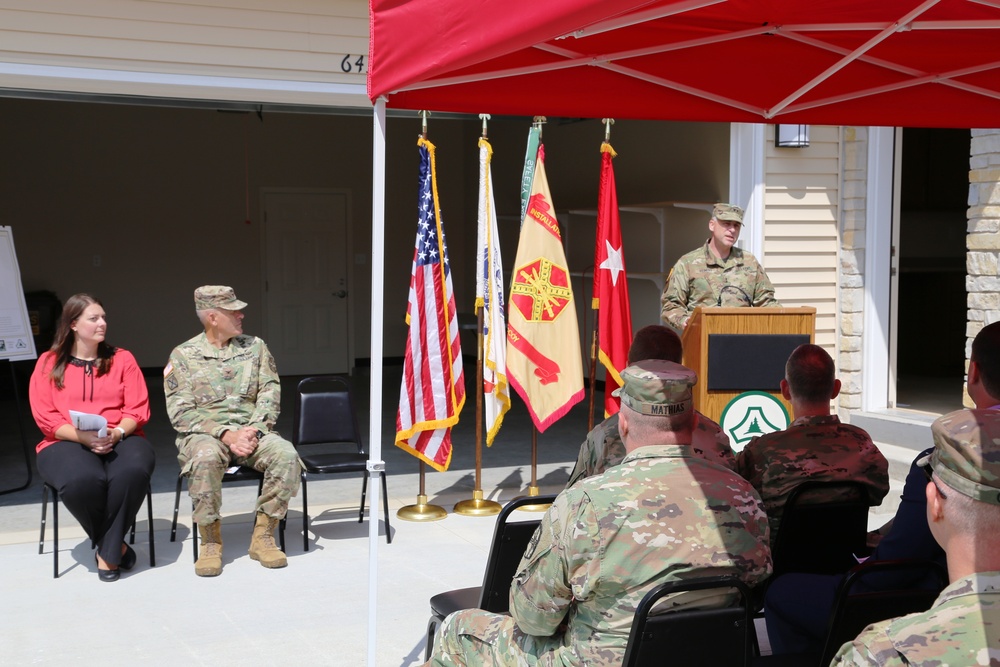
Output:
[424, 360, 771, 667]
[660, 202, 780, 331]
[566, 324, 735, 488]
[164, 285, 300, 576]
[832, 408, 1000, 665]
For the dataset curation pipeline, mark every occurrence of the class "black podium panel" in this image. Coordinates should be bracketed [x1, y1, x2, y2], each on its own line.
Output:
[706, 334, 810, 392]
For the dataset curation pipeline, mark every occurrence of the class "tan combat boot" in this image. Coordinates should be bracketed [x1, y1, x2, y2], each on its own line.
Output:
[195, 521, 223, 577]
[249, 513, 287, 568]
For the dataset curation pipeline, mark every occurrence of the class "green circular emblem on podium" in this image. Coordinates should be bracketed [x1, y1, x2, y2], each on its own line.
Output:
[719, 391, 790, 453]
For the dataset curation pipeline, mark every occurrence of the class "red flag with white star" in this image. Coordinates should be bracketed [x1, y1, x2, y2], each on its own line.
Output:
[593, 142, 632, 417]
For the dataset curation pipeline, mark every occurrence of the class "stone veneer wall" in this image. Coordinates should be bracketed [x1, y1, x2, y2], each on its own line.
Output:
[839, 127, 866, 414]
[965, 129, 1000, 406]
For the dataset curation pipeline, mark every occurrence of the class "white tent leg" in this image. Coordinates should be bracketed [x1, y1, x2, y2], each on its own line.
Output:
[367, 95, 388, 667]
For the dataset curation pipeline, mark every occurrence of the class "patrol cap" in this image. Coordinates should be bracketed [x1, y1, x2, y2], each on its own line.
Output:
[919, 409, 1000, 505]
[713, 203, 744, 224]
[194, 285, 248, 311]
[612, 359, 696, 417]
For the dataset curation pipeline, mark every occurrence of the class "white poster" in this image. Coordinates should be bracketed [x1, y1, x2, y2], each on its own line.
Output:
[0, 226, 37, 362]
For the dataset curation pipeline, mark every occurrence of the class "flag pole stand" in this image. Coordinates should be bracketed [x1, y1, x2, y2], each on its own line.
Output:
[516, 427, 551, 512]
[397, 461, 447, 521]
[455, 307, 501, 517]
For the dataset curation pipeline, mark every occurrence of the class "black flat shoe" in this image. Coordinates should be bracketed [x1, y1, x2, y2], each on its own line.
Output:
[119, 544, 137, 571]
[96, 554, 120, 582]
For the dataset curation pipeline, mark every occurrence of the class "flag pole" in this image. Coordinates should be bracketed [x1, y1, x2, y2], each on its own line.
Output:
[516, 426, 550, 512]
[455, 303, 502, 516]
[587, 308, 598, 431]
[397, 109, 448, 523]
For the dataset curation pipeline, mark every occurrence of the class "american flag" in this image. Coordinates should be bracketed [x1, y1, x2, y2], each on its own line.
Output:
[395, 137, 465, 472]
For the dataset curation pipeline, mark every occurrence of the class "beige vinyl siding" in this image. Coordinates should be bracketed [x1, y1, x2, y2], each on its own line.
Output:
[763, 124, 840, 355]
[0, 0, 370, 105]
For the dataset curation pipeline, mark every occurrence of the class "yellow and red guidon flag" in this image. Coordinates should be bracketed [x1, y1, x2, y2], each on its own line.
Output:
[395, 137, 465, 472]
[507, 143, 585, 432]
[593, 142, 633, 417]
[477, 137, 510, 446]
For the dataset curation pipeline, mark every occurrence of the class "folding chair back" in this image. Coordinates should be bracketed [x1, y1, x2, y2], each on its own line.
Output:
[623, 576, 754, 667]
[425, 494, 554, 659]
[817, 559, 947, 665]
[772, 481, 870, 577]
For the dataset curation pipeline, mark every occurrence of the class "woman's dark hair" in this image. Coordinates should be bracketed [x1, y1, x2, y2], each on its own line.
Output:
[48, 293, 116, 389]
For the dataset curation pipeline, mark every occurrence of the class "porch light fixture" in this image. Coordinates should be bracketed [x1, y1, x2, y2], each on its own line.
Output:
[775, 124, 810, 148]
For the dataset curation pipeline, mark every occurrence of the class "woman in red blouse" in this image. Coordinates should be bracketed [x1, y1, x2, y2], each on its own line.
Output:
[29, 294, 155, 582]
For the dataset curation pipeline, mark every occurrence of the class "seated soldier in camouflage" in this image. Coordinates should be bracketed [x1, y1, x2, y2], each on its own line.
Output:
[566, 324, 735, 488]
[736, 344, 889, 547]
[660, 202, 780, 331]
[425, 360, 772, 667]
[832, 409, 1000, 665]
[164, 286, 301, 577]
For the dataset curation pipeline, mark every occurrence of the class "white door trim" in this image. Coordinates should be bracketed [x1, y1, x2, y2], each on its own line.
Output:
[730, 123, 766, 259]
[862, 127, 896, 411]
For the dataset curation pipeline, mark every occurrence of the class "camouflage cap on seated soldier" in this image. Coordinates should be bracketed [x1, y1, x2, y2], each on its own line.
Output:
[713, 203, 744, 224]
[612, 359, 696, 417]
[194, 285, 248, 311]
[921, 408, 1000, 505]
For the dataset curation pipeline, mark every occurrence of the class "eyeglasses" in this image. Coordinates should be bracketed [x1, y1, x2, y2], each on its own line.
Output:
[922, 465, 948, 499]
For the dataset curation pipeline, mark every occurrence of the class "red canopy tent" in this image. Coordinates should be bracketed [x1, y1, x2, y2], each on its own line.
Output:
[368, 0, 1000, 128]
[360, 3, 999, 664]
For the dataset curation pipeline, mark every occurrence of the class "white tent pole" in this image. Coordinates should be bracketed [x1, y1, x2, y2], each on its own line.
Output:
[367, 95, 387, 667]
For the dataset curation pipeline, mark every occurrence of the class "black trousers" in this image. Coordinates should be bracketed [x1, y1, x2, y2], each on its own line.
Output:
[37, 437, 156, 567]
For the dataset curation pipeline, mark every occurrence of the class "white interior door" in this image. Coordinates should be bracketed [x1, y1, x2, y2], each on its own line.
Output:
[262, 189, 350, 375]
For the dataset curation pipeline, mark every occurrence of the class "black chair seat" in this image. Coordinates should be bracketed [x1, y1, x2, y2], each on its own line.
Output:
[300, 452, 368, 473]
[430, 586, 481, 618]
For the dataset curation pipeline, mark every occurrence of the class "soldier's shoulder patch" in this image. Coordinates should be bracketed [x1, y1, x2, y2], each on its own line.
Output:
[268, 355, 277, 374]
[523, 526, 542, 561]
[166, 373, 178, 391]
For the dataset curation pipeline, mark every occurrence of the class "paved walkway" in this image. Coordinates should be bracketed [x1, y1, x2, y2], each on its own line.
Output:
[0, 368, 929, 666]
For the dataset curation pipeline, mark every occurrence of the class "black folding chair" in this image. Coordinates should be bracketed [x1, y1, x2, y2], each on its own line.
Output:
[424, 494, 555, 661]
[623, 575, 755, 667]
[39, 481, 155, 578]
[771, 481, 871, 577]
[293, 375, 390, 551]
[753, 559, 947, 667]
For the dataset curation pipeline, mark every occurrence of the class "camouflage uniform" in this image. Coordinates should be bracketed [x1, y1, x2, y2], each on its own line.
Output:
[831, 408, 1000, 665]
[428, 360, 772, 667]
[735, 414, 889, 546]
[165, 332, 300, 523]
[430, 445, 772, 666]
[660, 241, 779, 330]
[830, 573, 1000, 666]
[566, 410, 736, 488]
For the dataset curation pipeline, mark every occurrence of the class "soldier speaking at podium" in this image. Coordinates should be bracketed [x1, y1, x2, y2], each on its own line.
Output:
[660, 203, 780, 330]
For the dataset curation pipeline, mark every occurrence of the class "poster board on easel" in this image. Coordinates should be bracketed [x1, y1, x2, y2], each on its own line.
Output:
[0, 226, 37, 362]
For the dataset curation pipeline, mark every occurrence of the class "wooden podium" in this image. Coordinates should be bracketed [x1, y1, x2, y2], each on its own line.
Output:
[681, 307, 816, 423]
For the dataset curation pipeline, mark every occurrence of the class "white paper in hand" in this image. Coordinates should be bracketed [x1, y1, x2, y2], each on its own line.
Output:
[69, 410, 108, 437]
